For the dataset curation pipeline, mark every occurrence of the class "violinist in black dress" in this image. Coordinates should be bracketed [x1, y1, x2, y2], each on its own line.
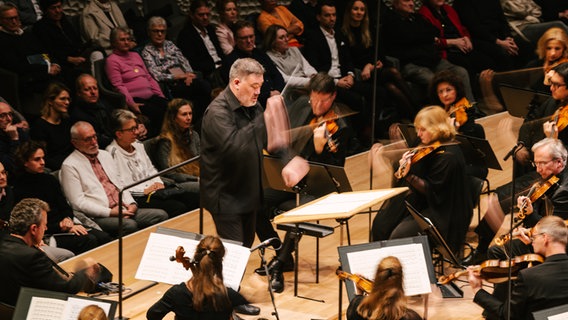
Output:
[372, 106, 473, 255]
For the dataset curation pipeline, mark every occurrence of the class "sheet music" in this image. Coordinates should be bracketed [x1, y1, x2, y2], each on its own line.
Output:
[549, 312, 568, 320]
[135, 232, 250, 290]
[285, 190, 397, 216]
[26, 297, 66, 320]
[62, 298, 112, 319]
[346, 243, 431, 296]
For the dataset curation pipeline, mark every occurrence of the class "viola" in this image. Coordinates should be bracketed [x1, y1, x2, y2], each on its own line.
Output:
[309, 109, 340, 153]
[437, 253, 544, 285]
[336, 269, 373, 294]
[394, 141, 442, 179]
[446, 97, 472, 128]
[514, 175, 559, 223]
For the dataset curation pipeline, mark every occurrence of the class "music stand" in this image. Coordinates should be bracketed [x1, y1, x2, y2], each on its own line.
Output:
[499, 84, 551, 118]
[532, 304, 568, 320]
[455, 134, 502, 171]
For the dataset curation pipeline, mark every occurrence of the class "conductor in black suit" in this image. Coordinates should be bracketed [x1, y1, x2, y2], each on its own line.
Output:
[468, 215, 568, 320]
[0, 198, 100, 306]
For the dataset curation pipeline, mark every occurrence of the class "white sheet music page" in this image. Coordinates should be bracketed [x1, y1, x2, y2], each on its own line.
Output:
[61, 298, 112, 319]
[549, 311, 568, 320]
[135, 232, 250, 290]
[346, 243, 431, 296]
[285, 190, 398, 216]
[26, 297, 66, 320]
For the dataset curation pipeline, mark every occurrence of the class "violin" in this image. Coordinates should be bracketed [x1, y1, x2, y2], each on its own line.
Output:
[549, 106, 568, 138]
[336, 269, 373, 294]
[544, 57, 568, 75]
[446, 97, 472, 128]
[437, 253, 544, 285]
[514, 175, 559, 223]
[494, 219, 568, 247]
[309, 109, 340, 153]
[172, 246, 197, 272]
[394, 141, 442, 179]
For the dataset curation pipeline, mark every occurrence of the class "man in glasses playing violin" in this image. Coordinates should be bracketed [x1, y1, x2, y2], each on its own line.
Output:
[468, 215, 568, 320]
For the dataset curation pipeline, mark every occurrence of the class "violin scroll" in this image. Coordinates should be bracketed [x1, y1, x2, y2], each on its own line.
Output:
[336, 269, 374, 294]
[172, 246, 197, 271]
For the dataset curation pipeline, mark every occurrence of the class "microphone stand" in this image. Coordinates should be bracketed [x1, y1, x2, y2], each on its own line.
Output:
[259, 246, 280, 320]
[116, 155, 200, 320]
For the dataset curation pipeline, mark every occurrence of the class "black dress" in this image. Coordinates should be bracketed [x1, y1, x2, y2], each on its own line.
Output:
[347, 295, 423, 320]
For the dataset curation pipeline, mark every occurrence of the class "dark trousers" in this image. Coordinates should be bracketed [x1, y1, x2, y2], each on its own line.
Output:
[211, 211, 257, 248]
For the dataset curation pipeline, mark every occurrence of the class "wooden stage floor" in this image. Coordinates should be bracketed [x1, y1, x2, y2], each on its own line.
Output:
[59, 112, 523, 320]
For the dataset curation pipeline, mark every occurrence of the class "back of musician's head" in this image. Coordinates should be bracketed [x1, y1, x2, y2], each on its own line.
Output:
[191, 235, 231, 312]
[78, 305, 108, 320]
[537, 216, 568, 247]
[9, 198, 49, 236]
[414, 106, 456, 142]
[532, 138, 568, 167]
[357, 256, 407, 320]
[309, 72, 336, 94]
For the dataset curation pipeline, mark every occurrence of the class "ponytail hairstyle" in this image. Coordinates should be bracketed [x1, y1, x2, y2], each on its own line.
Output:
[190, 235, 231, 312]
[357, 256, 407, 320]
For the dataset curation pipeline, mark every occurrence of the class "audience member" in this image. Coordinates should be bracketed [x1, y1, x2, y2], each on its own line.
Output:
[536, 0, 568, 25]
[60, 121, 168, 237]
[264, 24, 317, 89]
[177, 0, 225, 88]
[341, 0, 417, 120]
[222, 20, 285, 107]
[106, 109, 190, 218]
[154, 99, 200, 198]
[215, 0, 238, 55]
[80, 0, 127, 54]
[30, 82, 74, 171]
[0, 3, 62, 114]
[381, 0, 473, 103]
[13, 141, 112, 254]
[6, 0, 41, 28]
[257, 0, 304, 47]
[106, 26, 167, 138]
[0, 101, 29, 175]
[141, 16, 211, 127]
[288, 0, 319, 31]
[347, 256, 422, 320]
[70, 74, 117, 149]
[0, 198, 100, 306]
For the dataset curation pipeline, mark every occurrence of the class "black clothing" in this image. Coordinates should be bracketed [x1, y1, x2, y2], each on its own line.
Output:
[147, 282, 246, 320]
[347, 295, 423, 320]
[177, 22, 224, 80]
[288, 0, 318, 31]
[0, 127, 28, 175]
[70, 98, 115, 149]
[303, 27, 356, 77]
[30, 117, 73, 170]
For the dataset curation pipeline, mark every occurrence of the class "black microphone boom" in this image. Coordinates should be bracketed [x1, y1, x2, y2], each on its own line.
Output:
[503, 141, 525, 161]
[250, 237, 279, 252]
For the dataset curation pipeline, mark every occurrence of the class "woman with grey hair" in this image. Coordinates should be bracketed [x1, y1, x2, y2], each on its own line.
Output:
[141, 17, 211, 128]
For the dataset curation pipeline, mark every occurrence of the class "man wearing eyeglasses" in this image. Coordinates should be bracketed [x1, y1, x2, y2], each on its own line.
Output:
[0, 102, 28, 174]
[468, 215, 568, 320]
[60, 121, 168, 238]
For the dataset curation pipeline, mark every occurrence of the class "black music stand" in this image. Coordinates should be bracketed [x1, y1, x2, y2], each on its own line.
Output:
[499, 84, 551, 118]
[455, 134, 502, 171]
[533, 304, 568, 320]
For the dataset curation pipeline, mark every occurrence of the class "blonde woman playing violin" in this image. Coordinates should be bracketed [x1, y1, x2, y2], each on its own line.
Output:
[372, 106, 473, 255]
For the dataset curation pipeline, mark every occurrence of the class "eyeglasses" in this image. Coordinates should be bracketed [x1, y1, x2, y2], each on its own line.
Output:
[529, 232, 545, 241]
[549, 81, 566, 88]
[0, 112, 13, 120]
[120, 126, 138, 133]
[530, 159, 556, 167]
[150, 29, 166, 34]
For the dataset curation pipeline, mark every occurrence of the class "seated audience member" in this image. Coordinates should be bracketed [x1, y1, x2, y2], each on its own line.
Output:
[30, 82, 74, 171]
[106, 109, 190, 217]
[0, 198, 100, 306]
[537, 0, 568, 25]
[146, 235, 251, 320]
[341, 0, 417, 120]
[257, 0, 304, 47]
[222, 20, 285, 107]
[14, 141, 112, 254]
[468, 215, 568, 320]
[452, 0, 527, 71]
[347, 256, 422, 320]
[177, 0, 225, 87]
[264, 24, 317, 89]
[0, 101, 29, 175]
[371, 106, 472, 255]
[418, 0, 496, 75]
[6, 0, 41, 28]
[288, 0, 319, 31]
[60, 121, 168, 237]
[70, 74, 118, 149]
[0, 160, 74, 262]
[141, 16, 211, 127]
[381, 0, 473, 103]
[215, 0, 238, 56]
[33, 0, 93, 83]
[80, 0, 127, 55]
[155, 99, 200, 198]
[501, 0, 568, 65]
[0, 96, 30, 133]
[106, 26, 167, 138]
[257, 73, 354, 293]
[0, 3, 62, 112]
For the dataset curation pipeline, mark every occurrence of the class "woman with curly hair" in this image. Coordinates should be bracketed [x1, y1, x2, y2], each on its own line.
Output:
[347, 256, 422, 320]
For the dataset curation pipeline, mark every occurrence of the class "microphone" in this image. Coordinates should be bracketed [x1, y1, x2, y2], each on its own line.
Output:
[250, 237, 279, 252]
[169, 255, 176, 262]
[503, 141, 525, 161]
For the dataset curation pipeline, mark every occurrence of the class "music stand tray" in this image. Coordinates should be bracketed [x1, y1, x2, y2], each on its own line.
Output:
[455, 134, 502, 171]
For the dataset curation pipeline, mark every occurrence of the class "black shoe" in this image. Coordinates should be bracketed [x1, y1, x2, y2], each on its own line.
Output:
[234, 304, 260, 315]
[255, 257, 294, 276]
[270, 265, 285, 293]
[462, 248, 487, 266]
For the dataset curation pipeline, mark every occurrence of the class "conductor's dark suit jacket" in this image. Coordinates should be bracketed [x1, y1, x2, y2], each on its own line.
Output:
[474, 254, 568, 320]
